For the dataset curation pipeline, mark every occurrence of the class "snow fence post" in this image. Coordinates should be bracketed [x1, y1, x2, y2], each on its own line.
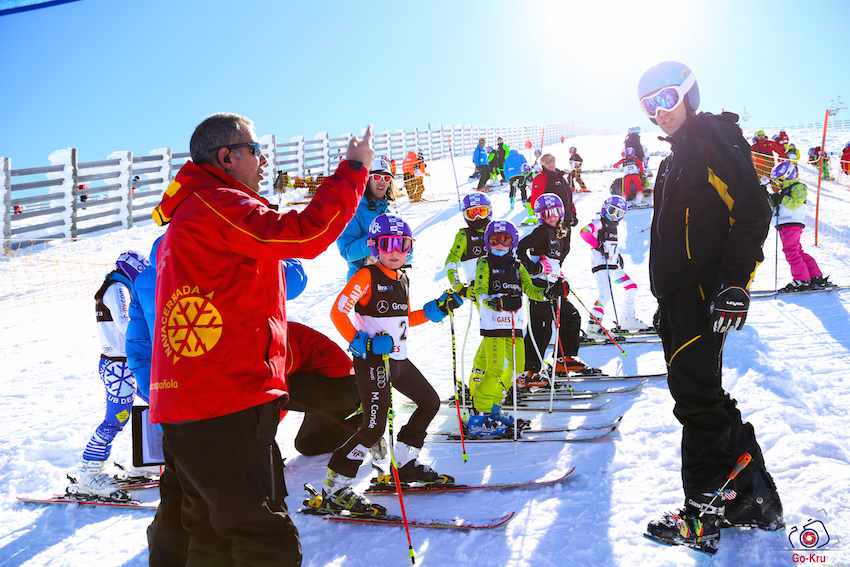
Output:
[259, 134, 275, 198]
[110, 150, 133, 229]
[1, 157, 9, 253]
[290, 135, 305, 179]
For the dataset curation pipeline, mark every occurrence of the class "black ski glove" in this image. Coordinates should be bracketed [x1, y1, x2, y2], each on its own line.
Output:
[618, 254, 624, 269]
[486, 295, 523, 312]
[545, 277, 568, 300]
[769, 192, 783, 208]
[709, 284, 750, 333]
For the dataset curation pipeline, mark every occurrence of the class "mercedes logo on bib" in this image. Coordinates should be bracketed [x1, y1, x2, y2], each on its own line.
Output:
[377, 299, 390, 314]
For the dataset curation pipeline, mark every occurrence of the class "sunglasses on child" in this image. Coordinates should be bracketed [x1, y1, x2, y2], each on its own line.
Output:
[639, 71, 696, 119]
[371, 173, 393, 183]
[488, 233, 513, 247]
[463, 205, 490, 221]
[376, 235, 412, 254]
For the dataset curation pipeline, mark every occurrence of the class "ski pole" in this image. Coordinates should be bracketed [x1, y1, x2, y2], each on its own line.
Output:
[460, 303, 473, 411]
[699, 453, 752, 519]
[773, 204, 780, 298]
[510, 310, 518, 441]
[446, 135, 462, 212]
[604, 259, 621, 331]
[570, 289, 627, 356]
[448, 309, 469, 462]
[551, 285, 574, 397]
[382, 354, 416, 564]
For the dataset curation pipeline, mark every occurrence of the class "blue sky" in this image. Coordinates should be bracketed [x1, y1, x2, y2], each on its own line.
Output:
[1, 0, 848, 168]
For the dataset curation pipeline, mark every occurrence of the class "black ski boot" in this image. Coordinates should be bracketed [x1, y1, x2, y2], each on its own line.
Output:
[393, 442, 454, 485]
[645, 494, 724, 555]
[723, 468, 784, 530]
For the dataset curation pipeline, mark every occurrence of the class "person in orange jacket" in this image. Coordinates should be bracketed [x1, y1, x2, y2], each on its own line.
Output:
[402, 150, 425, 202]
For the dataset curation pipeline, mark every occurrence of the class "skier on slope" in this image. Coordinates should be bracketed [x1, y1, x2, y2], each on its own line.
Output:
[318, 213, 462, 517]
[444, 193, 492, 395]
[516, 194, 597, 386]
[567, 146, 588, 192]
[638, 60, 783, 555]
[504, 149, 531, 209]
[69, 250, 149, 499]
[612, 147, 646, 202]
[579, 196, 650, 338]
[768, 162, 831, 292]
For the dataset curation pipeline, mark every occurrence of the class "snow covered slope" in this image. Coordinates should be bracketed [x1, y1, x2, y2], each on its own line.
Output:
[2, 130, 849, 566]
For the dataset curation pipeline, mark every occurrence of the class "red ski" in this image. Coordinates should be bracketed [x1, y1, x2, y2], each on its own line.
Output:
[365, 467, 576, 495]
[299, 507, 515, 530]
[17, 494, 157, 510]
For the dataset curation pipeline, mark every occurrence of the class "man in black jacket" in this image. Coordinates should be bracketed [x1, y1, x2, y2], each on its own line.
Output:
[638, 61, 783, 555]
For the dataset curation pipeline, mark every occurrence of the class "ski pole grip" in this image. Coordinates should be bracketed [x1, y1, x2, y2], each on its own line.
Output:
[728, 453, 752, 480]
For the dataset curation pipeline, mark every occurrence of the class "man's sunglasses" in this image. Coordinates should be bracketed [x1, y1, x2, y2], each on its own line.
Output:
[210, 142, 263, 157]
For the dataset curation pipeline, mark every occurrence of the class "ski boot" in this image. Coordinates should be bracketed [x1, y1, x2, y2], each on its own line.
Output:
[779, 279, 811, 293]
[586, 322, 607, 342]
[67, 459, 130, 500]
[390, 442, 454, 486]
[645, 493, 724, 555]
[613, 316, 653, 334]
[810, 275, 832, 289]
[312, 468, 387, 518]
[515, 371, 550, 390]
[556, 356, 603, 376]
[722, 468, 784, 530]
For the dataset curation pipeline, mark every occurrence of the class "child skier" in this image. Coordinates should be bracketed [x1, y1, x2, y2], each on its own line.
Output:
[517, 194, 592, 386]
[445, 193, 491, 395]
[69, 250, 150, 499]
[466, 220, 551, 435]
[612, 147, 646, 202]
[568, 146, 589, 192]
[504, 149, 531, 210]
[769, 162, 830, 292]
[580, 196, 650, 337]
[319, 213, 462, 517]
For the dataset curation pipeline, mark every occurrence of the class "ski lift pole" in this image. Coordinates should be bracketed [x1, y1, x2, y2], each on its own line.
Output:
[446, 135, 462, 212]
[382, 354, 416, 564]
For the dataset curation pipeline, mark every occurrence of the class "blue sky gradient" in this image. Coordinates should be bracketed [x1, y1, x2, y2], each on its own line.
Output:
[1, 0, 848, 167]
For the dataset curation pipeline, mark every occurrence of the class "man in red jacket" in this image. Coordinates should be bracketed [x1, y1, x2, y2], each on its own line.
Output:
[148, 113, 372, 566]
[751, 129, 788, 183]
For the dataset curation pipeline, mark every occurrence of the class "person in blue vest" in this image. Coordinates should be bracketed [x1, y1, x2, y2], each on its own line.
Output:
[473, 137, 491, 192]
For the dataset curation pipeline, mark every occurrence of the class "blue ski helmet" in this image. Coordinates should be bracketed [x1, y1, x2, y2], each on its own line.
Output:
[534, 149, 542, 157]
[770, 161, 798, 182]
[601, 196, 628, 222]
[484, 220, 519, 254]
[568, 146, 577, 153]
[637, 61, 700, 125]
[534, 193, 565, 222]
[625, 147, 636, 157]
[368, 213, 412, 257]
[520, 163, 531, 173]
[115, 250, 150, 282]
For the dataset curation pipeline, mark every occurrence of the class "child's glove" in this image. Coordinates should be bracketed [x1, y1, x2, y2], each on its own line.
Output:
[618, 254, 624, 269]
[349, 331, 394, 359]
[769, 192, 783, 208]
[539, 257, 553, 275]
[545, 277, 568, 300]
[424, 291, 464, 322]
[486, 295, 523, 312]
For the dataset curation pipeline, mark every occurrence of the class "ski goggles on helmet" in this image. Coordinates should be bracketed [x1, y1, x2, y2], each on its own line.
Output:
[540, 206, 564, 220]
[488, 233, 513, 247]
[463, 205, 490, 221]
[639, 72, 696, 118]
[604, 204, 626, 221]
[375, 235, 412, 254]
[371, 173, 393, 183]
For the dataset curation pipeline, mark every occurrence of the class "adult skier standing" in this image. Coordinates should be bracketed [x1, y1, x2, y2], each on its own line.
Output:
[638, 61, 783, 554]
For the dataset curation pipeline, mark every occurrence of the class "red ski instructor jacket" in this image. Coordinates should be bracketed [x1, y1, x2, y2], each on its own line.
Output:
[149, 160, 366, 423]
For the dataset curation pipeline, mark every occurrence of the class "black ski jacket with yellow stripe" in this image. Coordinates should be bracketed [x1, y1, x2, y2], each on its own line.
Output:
[650, 112, 771, 299]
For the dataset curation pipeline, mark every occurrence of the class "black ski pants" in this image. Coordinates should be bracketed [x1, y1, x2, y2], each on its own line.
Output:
[524, 297, 581, 373]
[159, 400, 301, 567]
[327, 357, 439, 478]
[657, 285, 767, 496]
[284, 371, 361, 457]
[476, 165, 490, 190]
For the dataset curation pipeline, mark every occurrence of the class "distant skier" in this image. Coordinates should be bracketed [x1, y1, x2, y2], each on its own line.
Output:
[612, 147, 646, 202]
[504, 149, 531, 209]
[567, 146, 588, 192]
[473, 137, 491, 192]
[69, 250, 149, 499]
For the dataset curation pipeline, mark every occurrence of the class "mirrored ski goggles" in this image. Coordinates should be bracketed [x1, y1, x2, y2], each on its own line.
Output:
[371, 173, 393, 183]
[463, 205, 490, 221]
[488, 233, 513, 247]
[639, 72, 696, 118]
[375, 235, 412, 254]
[540, 206, 564, 220]
[605, 204, 626, 220]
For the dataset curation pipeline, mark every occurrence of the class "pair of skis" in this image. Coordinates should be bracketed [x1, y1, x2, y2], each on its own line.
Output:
[298, 467, 576, 530]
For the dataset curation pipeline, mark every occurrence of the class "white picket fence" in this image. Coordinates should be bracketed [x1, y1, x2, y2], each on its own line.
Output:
[0, 122, 615, 252]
